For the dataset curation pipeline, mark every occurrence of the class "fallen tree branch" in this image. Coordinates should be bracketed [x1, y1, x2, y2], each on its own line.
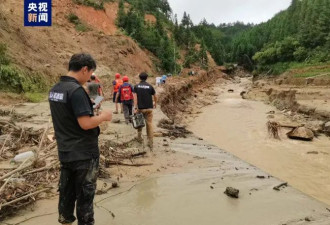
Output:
[0, 174, 14, 195]
[0, 158, 32, 182]
[0, 133, 12, 155]
[36, 120, 50, 158]
[130, 151, 147, 158]
[23, 161, 59, 176]
[0, 188, 51, 209]
[108, 161, 153, 167]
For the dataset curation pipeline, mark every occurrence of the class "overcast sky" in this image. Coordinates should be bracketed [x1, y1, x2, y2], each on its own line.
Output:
[167, 0, 291, 25]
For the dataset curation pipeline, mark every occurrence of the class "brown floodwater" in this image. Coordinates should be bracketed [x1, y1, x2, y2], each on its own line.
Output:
[189, 78, 330, 206]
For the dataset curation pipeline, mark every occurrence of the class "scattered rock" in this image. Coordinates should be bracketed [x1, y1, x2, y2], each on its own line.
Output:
[305, 217, 314, 222]
[112, 119, 121, 124]
[324, 121, 330, 135]
[210, 186, 214, 189]
[267, 110, 275, 114]
[163, 140, 169, 147]
[305, 121, 324, 133]
[112, 182, 118, 188]
[240, 91, 247, 99]
[256, 176, 265, 179]
[154, 132, 163, 137]
[287, 127, 314, 141]
[198, 137, 203, 140]
[228, 89, 234, 93]
[224, 187, 239, 198]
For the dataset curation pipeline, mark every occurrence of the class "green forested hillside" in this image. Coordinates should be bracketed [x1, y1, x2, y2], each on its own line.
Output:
[117, 0, 329, 74]
[230, 0, 330, 73]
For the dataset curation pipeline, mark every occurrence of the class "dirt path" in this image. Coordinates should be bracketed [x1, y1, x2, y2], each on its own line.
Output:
[189, 77, 330, 206]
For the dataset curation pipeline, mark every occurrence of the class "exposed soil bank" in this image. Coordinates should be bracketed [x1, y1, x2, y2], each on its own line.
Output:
[159, 68, 228, 122]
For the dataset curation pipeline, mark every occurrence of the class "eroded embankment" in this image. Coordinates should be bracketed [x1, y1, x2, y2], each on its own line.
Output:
[247, 85, 330, 135]
[159, 69, 228, 122]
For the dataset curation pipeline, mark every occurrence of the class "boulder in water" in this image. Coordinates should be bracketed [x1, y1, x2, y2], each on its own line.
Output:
[224, 187, 239, 198]
[287, 127, 314, 141]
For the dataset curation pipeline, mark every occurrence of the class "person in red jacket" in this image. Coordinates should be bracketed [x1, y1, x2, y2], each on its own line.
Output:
[112, 73, 123, 114]
[116, 75, 134, 124]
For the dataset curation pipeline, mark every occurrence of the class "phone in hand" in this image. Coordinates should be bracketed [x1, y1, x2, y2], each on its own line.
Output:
[93, 96, 104, 109]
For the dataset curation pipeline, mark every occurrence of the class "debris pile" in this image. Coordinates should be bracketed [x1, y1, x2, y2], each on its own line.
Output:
[99, 140, 150, 169]
[0, 119, 58, 219]
[0, 113, 149, 219]
[157, 119, 192, 138]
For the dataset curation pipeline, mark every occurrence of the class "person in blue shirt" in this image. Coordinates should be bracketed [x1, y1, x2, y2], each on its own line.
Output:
[161, 75, 167, 84]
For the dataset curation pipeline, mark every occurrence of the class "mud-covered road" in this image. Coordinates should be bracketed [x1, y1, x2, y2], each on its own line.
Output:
[190, 78, 330, 206]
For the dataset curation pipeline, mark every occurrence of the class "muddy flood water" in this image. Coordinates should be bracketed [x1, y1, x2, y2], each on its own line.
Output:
[190, 78, 330, 206]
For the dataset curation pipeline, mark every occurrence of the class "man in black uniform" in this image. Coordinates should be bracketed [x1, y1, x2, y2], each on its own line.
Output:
[49, 53, 112, 225]
[133, 72, 157, 150]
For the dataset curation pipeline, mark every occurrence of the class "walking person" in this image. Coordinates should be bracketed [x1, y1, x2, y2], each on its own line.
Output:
[91, 72, 103, 97]
[112, 73, 123, 114]
[48, 53, 112, 225]
[87, 74, 103, 101]
[116, 75, 134, 124]
[133, 72, 157, 150]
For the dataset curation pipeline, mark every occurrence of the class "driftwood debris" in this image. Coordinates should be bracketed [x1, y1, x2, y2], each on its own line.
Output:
[0, 113, 152, 219]
[273, 182, 288, 191]
[267, 121, 281, 139]
[0, 188, 51, 209]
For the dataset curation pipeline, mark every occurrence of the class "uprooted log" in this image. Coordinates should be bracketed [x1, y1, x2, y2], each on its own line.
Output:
[267, 121, 281, 139]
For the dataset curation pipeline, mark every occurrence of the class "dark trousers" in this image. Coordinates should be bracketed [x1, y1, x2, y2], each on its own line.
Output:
[58, 158, 99, 225]
[123, 102, 133, 121]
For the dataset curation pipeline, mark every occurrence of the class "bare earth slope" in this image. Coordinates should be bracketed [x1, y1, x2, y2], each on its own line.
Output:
[0, 0, 156, 82]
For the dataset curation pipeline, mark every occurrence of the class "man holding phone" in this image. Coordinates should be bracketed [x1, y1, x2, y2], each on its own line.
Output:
[49, 53, 112, 225]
